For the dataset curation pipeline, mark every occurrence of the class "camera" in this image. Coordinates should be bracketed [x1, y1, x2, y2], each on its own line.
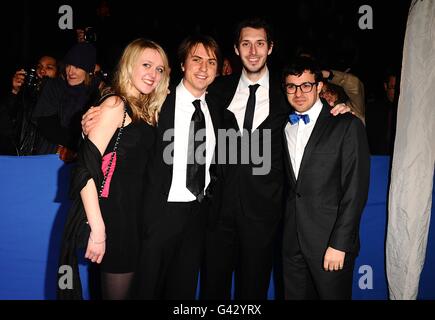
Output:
[84, 27, 97, 43]
[24, 67, 40, 90]
[94, 69, 108, 83]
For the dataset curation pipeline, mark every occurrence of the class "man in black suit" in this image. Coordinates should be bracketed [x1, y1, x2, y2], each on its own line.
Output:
[201, 18, 289, 300]
[281, 56, 370, 299]
[138, 35, 223, 299]
[201, 18, 352, 300]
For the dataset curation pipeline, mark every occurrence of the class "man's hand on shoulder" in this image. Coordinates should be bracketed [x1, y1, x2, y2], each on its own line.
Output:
[330, 103, 355, 117]
[82, 106, 102, 136]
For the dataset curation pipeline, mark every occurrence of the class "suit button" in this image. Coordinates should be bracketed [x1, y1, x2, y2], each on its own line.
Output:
[296, 193, 301, 198]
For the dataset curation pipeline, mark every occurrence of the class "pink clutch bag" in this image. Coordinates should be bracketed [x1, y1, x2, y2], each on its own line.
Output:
[100, 152, 117, 198]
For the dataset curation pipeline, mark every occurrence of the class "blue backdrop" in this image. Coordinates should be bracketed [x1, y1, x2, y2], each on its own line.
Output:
[0, 155, 434, 300]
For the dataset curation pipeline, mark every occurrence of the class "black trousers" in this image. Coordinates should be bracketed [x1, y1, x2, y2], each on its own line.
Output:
[139, 200, 207, 300]
[200, 198, 280, 300]
[282, 250, 355, 300]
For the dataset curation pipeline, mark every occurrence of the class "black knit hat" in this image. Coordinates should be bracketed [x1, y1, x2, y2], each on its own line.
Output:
[63, 43, 96, 73]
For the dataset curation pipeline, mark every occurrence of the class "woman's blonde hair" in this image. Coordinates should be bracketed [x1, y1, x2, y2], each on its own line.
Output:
[111, 38, 170, 126]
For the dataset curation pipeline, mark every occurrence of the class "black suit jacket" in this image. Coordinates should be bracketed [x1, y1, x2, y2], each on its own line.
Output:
[208, 72, 288, 221]
[142, 86, 223, 229]
[283, 101, 370, 258]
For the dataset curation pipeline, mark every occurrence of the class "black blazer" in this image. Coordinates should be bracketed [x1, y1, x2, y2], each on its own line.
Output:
[142, 86, 223, 228]
[208, 72, 288, 221]
[283, 101, 370, 258]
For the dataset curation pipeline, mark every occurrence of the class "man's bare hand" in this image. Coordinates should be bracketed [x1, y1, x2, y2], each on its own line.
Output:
[81, 106, 102, 136]
[57, 145, 77, 163]
[76, 28, 86, 43]
[323, 247, 345, 271]
[12, 69, 26, 95]
[322, 70, 332, 79]
[330, 103, 354, 116]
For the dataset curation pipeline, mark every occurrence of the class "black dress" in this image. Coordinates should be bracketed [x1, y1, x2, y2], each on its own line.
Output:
[58, 102, 155, 299]
[99, 106, 155, 273]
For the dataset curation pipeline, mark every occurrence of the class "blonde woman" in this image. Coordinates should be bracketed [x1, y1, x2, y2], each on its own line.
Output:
[59, 39, 170, 300]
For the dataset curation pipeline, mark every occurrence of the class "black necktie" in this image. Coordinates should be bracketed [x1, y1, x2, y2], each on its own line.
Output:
[243, 84, 260, 132]
[186, 99, 206, 201]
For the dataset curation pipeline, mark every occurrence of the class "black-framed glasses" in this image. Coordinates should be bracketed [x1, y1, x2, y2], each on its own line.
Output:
[285, 82, 318, 94]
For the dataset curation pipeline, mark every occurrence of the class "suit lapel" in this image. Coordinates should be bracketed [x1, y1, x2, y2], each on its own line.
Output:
[282, 122, 297, 184]
[269, 74, 285, 117]
[297, 102, 331, 184]
[223, 74, 241, 109]
[222, 74, 242, 132]
[254, 74, 287, 131]
[206, 94, 219, 167]
[205, 94, 220, 192]
[206, 94, 219, 140]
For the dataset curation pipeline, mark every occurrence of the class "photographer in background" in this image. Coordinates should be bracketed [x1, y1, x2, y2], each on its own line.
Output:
[77, 26, 109, 91]
[76, 27, 98, 44]
[32, 43, 101, 160]
[0, 55, 58, 155]
[11, 56, 58, 95]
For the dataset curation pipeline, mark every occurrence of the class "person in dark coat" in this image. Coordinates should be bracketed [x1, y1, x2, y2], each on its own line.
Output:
[32, 43, 101, 157]
[281, 56, 370, 299]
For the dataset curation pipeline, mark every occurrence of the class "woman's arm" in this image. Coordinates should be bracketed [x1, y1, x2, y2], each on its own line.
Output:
[80, 96, 127, 263]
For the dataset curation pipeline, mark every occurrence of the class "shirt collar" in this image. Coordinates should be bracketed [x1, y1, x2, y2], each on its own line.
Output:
[177, 80, 206, 104]
[240, 66, 270, 91]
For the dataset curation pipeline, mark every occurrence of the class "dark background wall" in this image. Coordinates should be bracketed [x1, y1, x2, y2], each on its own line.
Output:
[1, 0, 411, 95]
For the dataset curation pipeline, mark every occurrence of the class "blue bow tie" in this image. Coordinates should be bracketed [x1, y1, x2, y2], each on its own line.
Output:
[289, 113, 310, 125]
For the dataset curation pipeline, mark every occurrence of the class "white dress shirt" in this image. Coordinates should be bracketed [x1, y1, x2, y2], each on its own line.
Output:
[167, 80, 216, 202]
[285, 98, 323, 180]
[228, 67, 270, 133]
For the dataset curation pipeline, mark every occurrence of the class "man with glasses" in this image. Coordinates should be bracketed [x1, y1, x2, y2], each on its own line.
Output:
[281, 56, 370, 299]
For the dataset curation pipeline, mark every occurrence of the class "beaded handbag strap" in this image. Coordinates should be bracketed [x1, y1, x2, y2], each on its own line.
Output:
[98, 97, 127, 199]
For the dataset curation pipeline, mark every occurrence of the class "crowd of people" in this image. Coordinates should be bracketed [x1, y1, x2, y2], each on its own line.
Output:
[0, 15, 399, 300]
[0, 42, 103, 158]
